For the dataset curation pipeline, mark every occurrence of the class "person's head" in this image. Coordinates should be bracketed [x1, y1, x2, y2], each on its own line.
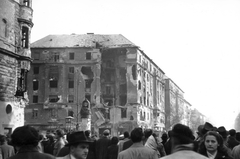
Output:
[84, 130, 91, 138]
[0, 135, 7, 144]
[131, 127, 144, 143]
[199, 131, 224, 155]
[46, 133, 55, 142]
[103, 129, 110, 137]
[111, 136, 119, 145]
[11, 125, 40, 148]
[55, 129, 65, 139]
[67, 131, 92, 159]
[217, 126, 228, 141]
[171, 123, 194, 147]
[229, 129, 236, 137]
[236, 132, 240, 142]
[202, 122, 214, 135]
[144, 129, 153, 139]
[123, 131, 130, 139]
[161, 133, 168, 143]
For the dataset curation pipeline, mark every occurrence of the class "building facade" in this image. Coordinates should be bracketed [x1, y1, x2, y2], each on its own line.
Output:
[182, 99, 192, 127]
[25, 34, 166, 135]
[164, 78, 184, 130]
[0, 0, 33, 135]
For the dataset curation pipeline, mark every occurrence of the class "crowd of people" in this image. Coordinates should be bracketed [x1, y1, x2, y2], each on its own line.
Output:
[0, 122, 240, 159]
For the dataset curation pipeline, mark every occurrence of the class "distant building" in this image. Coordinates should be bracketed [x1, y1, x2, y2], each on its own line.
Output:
[0, 0, 33, 134]
[26, 34, 166, 135]
[164, 78, 184, 130]
[182, 99, 192, 127]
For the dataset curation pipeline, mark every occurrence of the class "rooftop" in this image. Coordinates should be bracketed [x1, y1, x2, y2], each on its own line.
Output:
[31, 34, 137, 48]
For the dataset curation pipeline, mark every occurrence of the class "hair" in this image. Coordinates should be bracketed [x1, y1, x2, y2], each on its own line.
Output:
[56, 129, 65, 137]
[111, 136, 119, 145]
[85, 130, 91, 138]
[229, 129, 236, 137]
[131, 127, 144, 143]
[0, 135, 7, 143]
[171, 123, 194, 145]
[161, 133, 168, 144]
[144, 129, 153, 139]
[123, 131, 130, 138]
[198, 131, 228, 156]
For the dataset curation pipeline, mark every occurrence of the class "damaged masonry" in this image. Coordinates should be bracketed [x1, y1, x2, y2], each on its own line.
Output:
[26, 33, 169, 135]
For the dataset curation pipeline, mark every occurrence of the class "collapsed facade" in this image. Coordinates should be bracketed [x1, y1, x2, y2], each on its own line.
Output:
[0, 0, 33, 134]
[25, 34, 166, 135]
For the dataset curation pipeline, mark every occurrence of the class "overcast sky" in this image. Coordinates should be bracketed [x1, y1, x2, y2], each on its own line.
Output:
[31, 0, 240, 129]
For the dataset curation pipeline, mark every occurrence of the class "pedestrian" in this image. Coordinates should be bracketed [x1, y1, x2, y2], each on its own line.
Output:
[227, 129, 240, 150]
[95, 129, 111, 159]
[118, 131, 130, 153]
[56, 131, 92, 159]
[53, 129, 68, 156]
[7, 125, 55, 159]
[0, 135, 15, 159]
[161, 123, 208, 159]
[199, 131, 233, 159]
[118, 127, 158, 159]
[217, 126, 232, 157]
[107, 136, 119, 159]
[145, 133, 161, 158]
[44, 133, 55, 155]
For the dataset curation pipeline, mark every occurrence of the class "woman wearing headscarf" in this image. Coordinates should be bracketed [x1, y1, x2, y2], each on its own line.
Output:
[198, 131, 233, 159]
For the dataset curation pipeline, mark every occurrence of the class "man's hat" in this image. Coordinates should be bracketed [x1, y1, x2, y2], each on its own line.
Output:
[103, 129, 110, 135]
[66, 131, 92, 146]
[201, 122, 214, 135]
[217, 126, 228, 138]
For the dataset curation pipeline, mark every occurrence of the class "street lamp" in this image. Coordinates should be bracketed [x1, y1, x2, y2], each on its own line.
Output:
[65, 116, 74, 133]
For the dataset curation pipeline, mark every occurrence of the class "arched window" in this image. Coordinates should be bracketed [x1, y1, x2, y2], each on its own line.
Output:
[1, 19, 7, 38]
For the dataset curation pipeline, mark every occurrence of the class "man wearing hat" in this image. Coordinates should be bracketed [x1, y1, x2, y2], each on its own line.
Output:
[57, 131, 92, 159]
[7, 125, 55, 159]
[95, 129, 111, 159]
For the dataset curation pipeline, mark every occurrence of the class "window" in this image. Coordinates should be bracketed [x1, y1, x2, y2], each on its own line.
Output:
[86, 52, 91, 60]
[69, 67, 74, 73]
[69, 52, 75, 60]
[33, 80, 38, 91]
[33, 52, 40, 60]
[85, 94, 91, 102]
[1, 19, 7, 38]
[85, 79, 93, 89]
[120, 95, 127, 106]
[33, 95, 38, 103]
[138, 81, 141, 90]
[49, 95, 59, 103]
[106, 86, 111, 95]
[52, 52, 59, 62]
[49, 78, 58, 88]
[121, 108, 127, 118]
[32, 109, 38, 119]
[33, 66, 39, 74]
[49, 109, 58, 118]
[69, 80, 74, 88]
[15, 69, 27, 97]
[23, 0, 30, 7]
[21, 26, 29, 48]
[68, 95, 74, 103]
[68, 110, 74, 117]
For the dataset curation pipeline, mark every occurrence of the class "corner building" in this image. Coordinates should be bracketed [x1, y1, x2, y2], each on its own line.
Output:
[0, 0, 33, 134]
[26, 34, 166, 135]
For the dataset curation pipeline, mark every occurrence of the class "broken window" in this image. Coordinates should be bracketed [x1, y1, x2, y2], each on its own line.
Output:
[68, 110, 74, 117]
[23, 0, 30, 7]
[33, 95, 38, 103]
[49, 79, 58, 88]
[15, 69, 27, 97]
[121, 108, 127, 118]
[85, 94, 91, 103]
[138, 81, 141, 90]
[49, 95, 59, 103]
[21, 26, 29, 48]
[68, 95, 74, 103]
[33, 66, 39, 74]
[119, 95, 127, 106]
[69, 52, 75, 60]
[33, 80, 38, 91]
[33, 52, 40, 60]
[1, 19, 7, 38]
[69, 80, 74, 88]
[32, 109, 38, 119]
[132, 65, 136, 80]
[106, 86, 111, 95]
[69, 67, 74, 73]
[85, 79, 93, 89]
[81, 66, 93, 78]
[86, 52, 91, 60]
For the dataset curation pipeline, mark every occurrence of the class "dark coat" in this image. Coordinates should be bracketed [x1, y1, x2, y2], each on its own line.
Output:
[201, 150, 233, 159]
[57, 146, 69, 157]
[106, 145, 118, 159]
[7, 147, 55, 159]
[227, 136, 240, 150]
[0, 143, 15, 159]
[87, 139, 96, 159]
[122, 139, 133, 151]
[95, 136, 111, 159]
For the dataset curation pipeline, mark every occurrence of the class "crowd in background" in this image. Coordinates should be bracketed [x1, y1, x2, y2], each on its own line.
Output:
[1, 122, 240, 159]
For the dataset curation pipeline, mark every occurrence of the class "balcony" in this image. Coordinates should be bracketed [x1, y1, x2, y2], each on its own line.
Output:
[18, 6, 33, 26]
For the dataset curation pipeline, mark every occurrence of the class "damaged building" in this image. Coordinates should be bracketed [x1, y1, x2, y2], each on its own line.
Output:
[26, 34, 166, 135]
[0, 0, 33, 134]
